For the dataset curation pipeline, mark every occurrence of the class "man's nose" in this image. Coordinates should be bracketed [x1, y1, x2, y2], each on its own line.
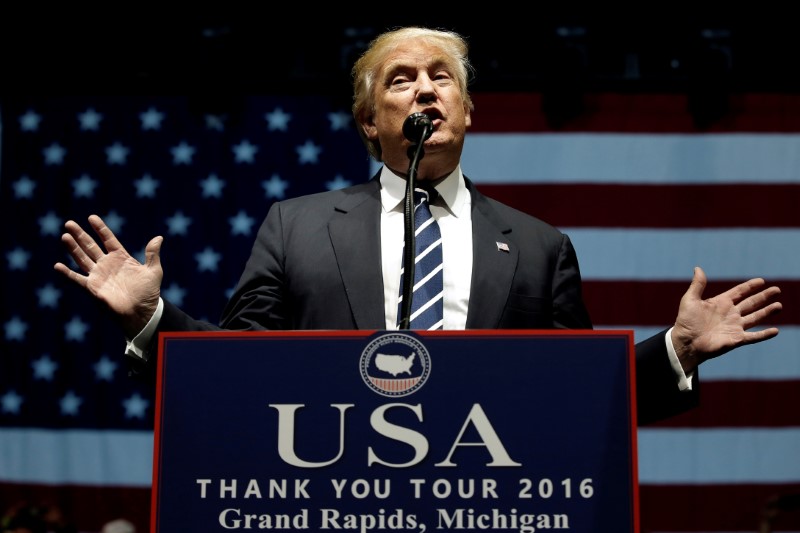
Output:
[415, 75, 437, 101]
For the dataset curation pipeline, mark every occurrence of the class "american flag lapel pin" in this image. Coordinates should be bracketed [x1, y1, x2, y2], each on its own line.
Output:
[496, 241, 510, 253]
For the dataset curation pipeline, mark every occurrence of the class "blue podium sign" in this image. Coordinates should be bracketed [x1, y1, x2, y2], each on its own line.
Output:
[151, 330, 639, 532]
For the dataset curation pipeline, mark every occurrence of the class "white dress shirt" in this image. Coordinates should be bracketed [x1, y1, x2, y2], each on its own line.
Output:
[379, 165, 472, 330]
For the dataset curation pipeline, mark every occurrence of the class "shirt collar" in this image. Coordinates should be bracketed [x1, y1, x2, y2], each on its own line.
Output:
[379, 165, 468, 216]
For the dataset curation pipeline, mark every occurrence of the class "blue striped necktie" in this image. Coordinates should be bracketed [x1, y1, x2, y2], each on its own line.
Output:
[398, 189, 444, 330]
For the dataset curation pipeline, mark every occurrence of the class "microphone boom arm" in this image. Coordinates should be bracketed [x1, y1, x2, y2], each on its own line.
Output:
[398, 114, 433, 330]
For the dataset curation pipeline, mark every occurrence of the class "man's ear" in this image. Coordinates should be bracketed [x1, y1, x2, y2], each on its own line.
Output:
[361, 114, 378, 140]
[464, 105, 472, 129]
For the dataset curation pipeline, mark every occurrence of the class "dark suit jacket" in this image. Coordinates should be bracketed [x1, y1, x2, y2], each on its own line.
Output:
[146, 175, 698, 425]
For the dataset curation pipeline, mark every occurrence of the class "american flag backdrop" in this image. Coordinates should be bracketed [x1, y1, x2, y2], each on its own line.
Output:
[1, 92, 799, 533]
[0, 94, 369, 532]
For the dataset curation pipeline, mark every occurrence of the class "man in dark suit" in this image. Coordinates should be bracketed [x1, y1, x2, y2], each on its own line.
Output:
[55, 27, 782, 426]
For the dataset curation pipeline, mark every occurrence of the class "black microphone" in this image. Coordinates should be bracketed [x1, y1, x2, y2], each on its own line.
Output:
[399, 112, 433, 329]
[403, 112, 433, 143]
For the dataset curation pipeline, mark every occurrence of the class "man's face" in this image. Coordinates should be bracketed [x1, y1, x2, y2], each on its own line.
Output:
[362, 40, 472, 178]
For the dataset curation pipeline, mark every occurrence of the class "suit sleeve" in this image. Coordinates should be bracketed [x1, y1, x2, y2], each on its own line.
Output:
[553, 234, 593, 329]
[557, 234, 699, 425]
[634, 329, 700, 425]
[218, 202, 290, 331]
[125, 298, 227, 379]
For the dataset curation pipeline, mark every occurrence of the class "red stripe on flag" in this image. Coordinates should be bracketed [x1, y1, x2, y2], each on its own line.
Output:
[474, 184, 800, 228]
[583, 280, 797, 326]
[648, 381, 800, 428]
[470, 93, 800, 132]
[640, 483, 800, 532]
[0, 483, 150, 532]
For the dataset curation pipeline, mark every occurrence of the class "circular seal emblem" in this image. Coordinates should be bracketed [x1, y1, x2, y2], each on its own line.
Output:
[360, 333, 431, 397]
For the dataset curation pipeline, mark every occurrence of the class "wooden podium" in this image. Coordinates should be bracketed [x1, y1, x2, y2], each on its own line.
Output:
[151, 330, 639, 532]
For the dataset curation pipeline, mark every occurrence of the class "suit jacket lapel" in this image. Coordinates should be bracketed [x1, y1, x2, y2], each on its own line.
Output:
[325, 175, 518, 330]
[465, 181, 518, 329]
[328, 179, 386, 329]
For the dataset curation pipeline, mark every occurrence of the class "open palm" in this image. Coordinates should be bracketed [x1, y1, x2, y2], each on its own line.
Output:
[671, 266, 782, 373]
[54, 215, 164, 338]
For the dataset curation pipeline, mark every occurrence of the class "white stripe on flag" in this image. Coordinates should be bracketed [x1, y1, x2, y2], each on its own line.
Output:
[638, 428, 800, 483]
[4, 426, 798, 486]
[563, 228, 800, 280]
[463, 133, 800, 184]
[0, 428, 153, 486]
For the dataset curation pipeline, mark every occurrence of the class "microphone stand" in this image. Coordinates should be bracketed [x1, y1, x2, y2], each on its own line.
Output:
[398, 137, 429, 330]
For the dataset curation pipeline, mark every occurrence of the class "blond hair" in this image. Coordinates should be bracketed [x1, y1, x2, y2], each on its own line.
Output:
[351, 27, 475, 161]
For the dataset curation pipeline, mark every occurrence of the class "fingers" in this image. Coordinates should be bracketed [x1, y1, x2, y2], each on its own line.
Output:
[59, 229, 97, 273]
[54, 219, 97, 287]
[722, 276, 770, 305]
[731, 281, 781, 328]
[53, 261, 88, 289]
[683, 266, 708, 302]
[741, 298, 783, 330]
[61, 219, 101, 261]
[742, 326, 780, 346]
[735, 281, 782, 341]
[697, 267, 781, 312]
[740, 284, 782, 310]
[144, 236, 164, 269]
[694, 265, 707, 283]
[87, 214, 126, 253]
[59, 215, 131, 266]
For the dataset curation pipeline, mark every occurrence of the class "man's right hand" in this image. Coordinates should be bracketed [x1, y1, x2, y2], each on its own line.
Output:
[54, 214, 164, 339]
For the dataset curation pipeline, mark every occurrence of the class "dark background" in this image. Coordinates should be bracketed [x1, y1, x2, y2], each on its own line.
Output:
[2, 10, 798, 96]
